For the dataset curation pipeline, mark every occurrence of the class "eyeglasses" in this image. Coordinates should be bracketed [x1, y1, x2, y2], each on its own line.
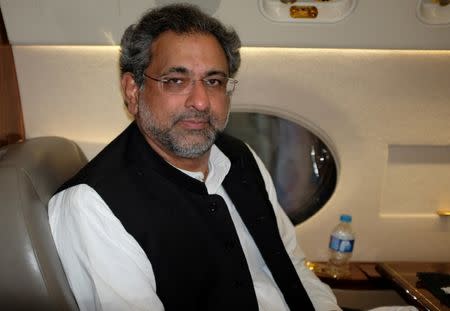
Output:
[143, 73, 238, 96]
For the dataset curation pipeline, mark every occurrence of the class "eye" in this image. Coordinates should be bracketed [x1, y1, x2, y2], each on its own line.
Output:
[204, 77, 225, 87]
[163, 77, 187, 86]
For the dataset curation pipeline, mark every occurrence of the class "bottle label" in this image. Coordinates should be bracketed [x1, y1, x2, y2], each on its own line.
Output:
[329, 236, 354, 253]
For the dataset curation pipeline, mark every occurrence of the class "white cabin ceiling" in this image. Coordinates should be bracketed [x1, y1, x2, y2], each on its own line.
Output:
[1, 0, 450, 49]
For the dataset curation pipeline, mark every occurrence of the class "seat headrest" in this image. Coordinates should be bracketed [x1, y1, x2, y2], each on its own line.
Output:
[0, 137, 87, 205]
[0, 137, 87, 310]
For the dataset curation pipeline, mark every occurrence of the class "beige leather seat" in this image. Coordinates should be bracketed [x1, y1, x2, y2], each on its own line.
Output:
[0, 137, 87, 311]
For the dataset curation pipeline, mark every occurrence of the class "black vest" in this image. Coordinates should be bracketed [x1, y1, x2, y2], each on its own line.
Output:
[58, 122, 314, 311]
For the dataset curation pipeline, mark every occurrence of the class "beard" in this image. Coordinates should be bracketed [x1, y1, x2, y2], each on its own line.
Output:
[137, 97, 229, 159]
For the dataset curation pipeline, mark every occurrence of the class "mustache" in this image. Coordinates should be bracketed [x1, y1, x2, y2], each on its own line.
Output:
[173, 111, 212, 124]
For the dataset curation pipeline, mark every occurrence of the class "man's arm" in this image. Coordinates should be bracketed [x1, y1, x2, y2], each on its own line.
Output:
[48, 184, 164, 311]
[248, 147, 342, 311]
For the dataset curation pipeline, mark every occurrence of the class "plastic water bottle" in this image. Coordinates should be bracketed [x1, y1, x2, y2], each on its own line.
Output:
[327, 214, 355, 278]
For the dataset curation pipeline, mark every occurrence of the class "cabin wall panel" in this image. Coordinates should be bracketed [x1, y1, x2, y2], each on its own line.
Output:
[12, 46, 450, 262]
[12, 46, 130, 159]
[381, 145, 450, 215]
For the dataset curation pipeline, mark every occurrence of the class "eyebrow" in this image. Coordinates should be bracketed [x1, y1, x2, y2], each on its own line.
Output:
[161, 67, 228, 77]
[205, 70, 228, 77]
[165, 66, 189, 74]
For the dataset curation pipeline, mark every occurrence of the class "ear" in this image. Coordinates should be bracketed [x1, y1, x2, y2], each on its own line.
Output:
[121, 73, 140, 116]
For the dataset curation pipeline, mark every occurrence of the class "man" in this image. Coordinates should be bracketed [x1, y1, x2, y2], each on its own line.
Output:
[49, 4, 341, 311]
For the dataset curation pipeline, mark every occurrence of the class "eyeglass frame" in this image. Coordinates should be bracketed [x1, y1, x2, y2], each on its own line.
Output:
[142, 73, 238, 96]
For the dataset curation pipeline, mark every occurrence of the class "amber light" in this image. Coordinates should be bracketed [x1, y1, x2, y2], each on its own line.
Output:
[290, 5, 318, 18]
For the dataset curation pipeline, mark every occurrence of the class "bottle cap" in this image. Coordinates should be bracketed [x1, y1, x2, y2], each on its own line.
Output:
[340, 214, 352, 223]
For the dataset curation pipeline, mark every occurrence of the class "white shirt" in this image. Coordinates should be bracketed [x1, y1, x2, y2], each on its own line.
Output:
[49, 144, 341, 311]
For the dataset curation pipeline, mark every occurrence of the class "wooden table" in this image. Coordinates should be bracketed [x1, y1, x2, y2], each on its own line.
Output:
[376, 262, 450, 311]
[308, 262, 389, 289]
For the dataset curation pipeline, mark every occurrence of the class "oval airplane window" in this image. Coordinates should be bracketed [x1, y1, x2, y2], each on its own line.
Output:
[224, 112, 337, 225]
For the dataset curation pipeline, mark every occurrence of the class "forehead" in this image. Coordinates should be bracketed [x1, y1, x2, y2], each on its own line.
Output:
[148, 31, 228, 75]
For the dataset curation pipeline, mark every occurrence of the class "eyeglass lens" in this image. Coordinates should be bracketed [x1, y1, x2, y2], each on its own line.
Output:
[145, 74, 237, 96]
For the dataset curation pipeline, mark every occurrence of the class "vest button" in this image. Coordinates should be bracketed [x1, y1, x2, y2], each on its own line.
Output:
[209, 201, 217, 212]
[233, 280, 244, 288]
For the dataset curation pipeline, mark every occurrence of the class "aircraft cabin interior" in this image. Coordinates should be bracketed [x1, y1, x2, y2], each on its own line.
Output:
[0, 0, 449, 310]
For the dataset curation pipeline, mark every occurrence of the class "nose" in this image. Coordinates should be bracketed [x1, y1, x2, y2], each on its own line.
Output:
[185, 80, 211, 111]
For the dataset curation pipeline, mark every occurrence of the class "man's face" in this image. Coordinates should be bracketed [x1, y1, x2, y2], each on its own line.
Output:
[134, 31, 231, 159]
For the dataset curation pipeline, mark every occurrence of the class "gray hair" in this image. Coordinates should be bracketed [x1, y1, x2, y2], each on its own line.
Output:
[119, 3, 241, 88]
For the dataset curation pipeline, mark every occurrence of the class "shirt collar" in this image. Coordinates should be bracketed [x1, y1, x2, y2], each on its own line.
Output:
[175, 144, 231, 194]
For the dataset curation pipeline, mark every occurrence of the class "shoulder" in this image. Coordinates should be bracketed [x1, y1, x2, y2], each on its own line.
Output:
[48, 183, 129, 250]
[49, 184, 113, 223]
[56, 122, 138, 193]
